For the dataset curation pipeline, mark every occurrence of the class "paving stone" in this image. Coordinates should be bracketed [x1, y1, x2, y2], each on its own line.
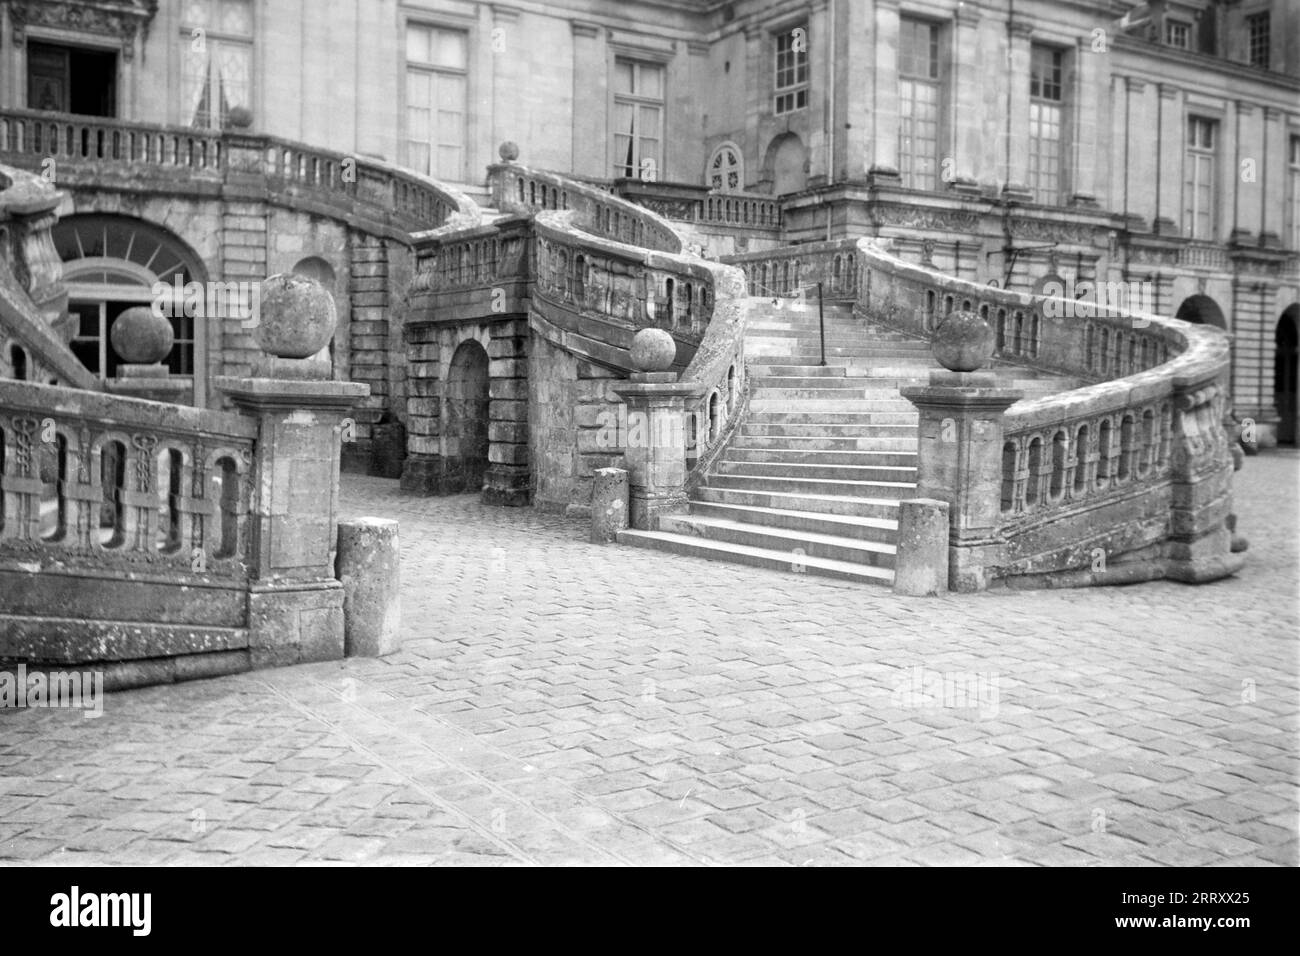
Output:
[0, 459, 1294, 866]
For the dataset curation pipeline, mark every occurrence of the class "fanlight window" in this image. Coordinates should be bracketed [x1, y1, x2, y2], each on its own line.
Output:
[708, 143, 743, 193]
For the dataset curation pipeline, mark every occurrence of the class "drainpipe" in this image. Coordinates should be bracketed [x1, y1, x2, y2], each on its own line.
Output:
[826, 0, 835, 242]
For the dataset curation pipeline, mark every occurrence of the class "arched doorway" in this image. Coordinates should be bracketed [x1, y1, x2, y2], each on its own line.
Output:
[765, 133, 807, 196]
[1175, 294, 1227, 329]
[51, 214, 208, 402]
[1277, 306, 1299, 445]
[445, 339, 489, 493]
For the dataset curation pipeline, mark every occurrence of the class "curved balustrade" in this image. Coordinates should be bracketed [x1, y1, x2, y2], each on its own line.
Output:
[0, 379, 256, 581]
[850, 237, 1237, 585]
[723, 241, 860, 300]
[0, 108, 479, 234]
[489, 162, 682, 254]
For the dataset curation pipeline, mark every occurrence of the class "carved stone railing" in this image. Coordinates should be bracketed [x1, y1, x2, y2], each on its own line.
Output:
[0, 108, 480, 238]
[697, 192, 782, 230]
[856, 237, 1242, 589]
[489, 161, 681, 254]
[722, 240, 860, 300]
[0, 379, 257, 586]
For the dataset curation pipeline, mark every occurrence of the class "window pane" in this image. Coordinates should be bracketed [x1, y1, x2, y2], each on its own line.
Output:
[614, 60, 634, 95]
[432, 29, 467, 69]
[637, 64, 663, 99]
[219, 0, 252, 36]
[406, 25, 431, 63]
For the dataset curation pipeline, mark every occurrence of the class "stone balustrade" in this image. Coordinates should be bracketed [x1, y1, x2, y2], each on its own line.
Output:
[852, 236, 1242, 589]
[0, 108, 479, 239]
[723, 240, 860, 300]
[0, 379, 256, 582]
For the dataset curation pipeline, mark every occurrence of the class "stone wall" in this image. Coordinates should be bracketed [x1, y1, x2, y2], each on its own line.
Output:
[527, 330, 624, 516]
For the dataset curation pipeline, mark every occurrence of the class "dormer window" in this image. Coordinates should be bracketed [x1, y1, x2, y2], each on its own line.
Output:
[1164, 19, 1189, 50]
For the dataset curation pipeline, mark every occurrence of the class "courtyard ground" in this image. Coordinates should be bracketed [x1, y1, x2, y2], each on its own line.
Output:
[1, 451, 1296, 866]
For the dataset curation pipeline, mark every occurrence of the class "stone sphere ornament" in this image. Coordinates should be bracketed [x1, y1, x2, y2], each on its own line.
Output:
[630, 327, 676, 372]
[110, 305, 174, 364]
[255, 273, 337, 359]
[226, 106, 253, 129]
[498, 141, 520, 162]
[932, 309, 996, 372]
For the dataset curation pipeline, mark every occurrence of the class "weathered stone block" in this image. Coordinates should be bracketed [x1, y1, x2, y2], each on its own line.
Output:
[894, 498, 950, 596]
[336, 518, 401, 658]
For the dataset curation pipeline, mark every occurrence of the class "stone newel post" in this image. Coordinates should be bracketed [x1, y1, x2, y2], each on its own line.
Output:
[216, 274, 369, 666]
[900, 311, 1022, 592]
[612, 328, 698, 530]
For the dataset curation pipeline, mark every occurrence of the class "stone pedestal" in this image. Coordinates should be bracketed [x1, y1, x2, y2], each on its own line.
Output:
[590, 467, 629, 543]
[901, 371, 1023, 592]
[893, 498, 950, 597]
[612, 372, 698, 530]
[105, 364, 193, 404]
[336, 518, 401, 657]
[216, 374, 369, 666]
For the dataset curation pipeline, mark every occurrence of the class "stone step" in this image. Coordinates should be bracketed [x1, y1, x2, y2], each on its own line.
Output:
[748, 399, 918, 413]
[750, 375, 882, 389]
[716, 459, 918, 483]
[658, 514, 897, 567]
[725, 447, 918, 467]
[697, 486, 904, 520]
[742, 412, 919, 427]
[689, 500, 900, 544]
[734, 433, 919, 451]
[617, 529, 895, 585]
[708, 472, 918, 498]
[749, 364, 850, 377]
[750, 387, 917, 402]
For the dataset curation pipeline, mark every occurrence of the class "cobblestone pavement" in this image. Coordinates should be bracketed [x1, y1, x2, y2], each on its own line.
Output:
[2, 452, 1296, 866]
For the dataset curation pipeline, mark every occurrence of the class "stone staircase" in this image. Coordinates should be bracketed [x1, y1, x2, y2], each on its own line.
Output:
[618, 299, 1077, 586]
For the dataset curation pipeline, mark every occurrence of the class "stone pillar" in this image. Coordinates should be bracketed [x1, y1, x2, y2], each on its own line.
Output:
[950, 4, 983, 189]
[899, 310, 1022, 592]
[215, 273, 369, 667]
[336, 517, 401, 657]
[893, 498, 949, 596]
[611, 329, 698, 530]
[590, 467, 629, 543]
[484, 315, 530, 506]
[1123, 78, 1154, 230]
[1153, 84, 1181, 234]
[1164, 374, 1243, 582]
[1069, 36, 1104, 207]
[1002, 20, 1034, 198]
[1233, 101, 1262, 243]
[868, 0, 901, 183]
[1260, 107, 1284, 247]
[902, 371, 1022, 591]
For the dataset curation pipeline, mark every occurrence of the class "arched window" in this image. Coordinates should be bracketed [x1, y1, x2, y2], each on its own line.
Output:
[707, 142, 744, 193]
[53, 214, 207, 402]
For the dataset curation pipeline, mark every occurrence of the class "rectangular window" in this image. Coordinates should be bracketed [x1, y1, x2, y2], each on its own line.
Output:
[774, 25, 808, 115]
[180, 0, 252, 129]
[1028, 46, 1064, 205]
[612, 59, 664, 179]
[1247, 12, 1270, 68]
[1183, 117, 1217, 240]
[405, 24, 468, 181]
[898, 18, 940, 191]
[1289, 135, 1300, 250]
[1164, 20, 1189, 49]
